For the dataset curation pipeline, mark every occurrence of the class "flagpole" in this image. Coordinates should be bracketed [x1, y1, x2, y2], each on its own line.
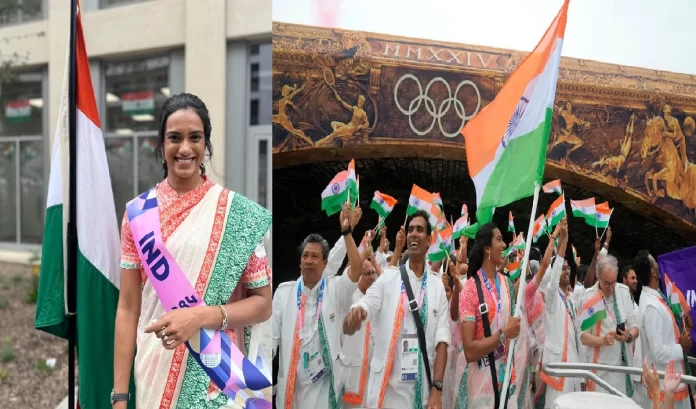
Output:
[498, 182, 542, 409]
[67, 0, 78, 408]
[599, 208, 614, 241]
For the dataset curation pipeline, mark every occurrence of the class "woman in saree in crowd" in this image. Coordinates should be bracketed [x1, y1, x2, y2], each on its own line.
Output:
[440, 235, 470, 409]
[112, 93, 273, 409]
[459, 223, 532, 409]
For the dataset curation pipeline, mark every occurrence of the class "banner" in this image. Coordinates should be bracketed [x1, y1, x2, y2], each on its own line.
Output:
[658, 246, 696, 355]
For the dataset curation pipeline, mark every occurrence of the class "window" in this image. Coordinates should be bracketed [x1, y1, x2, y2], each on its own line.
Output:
[0, 0, 43, 27]
[249, 43, 271, 125]
[104, 56, 169, 218]
[105, 56, 169, 133]
[0, 71, 44, 244]
[0, 72, 43, 137]
[100, 0, 150, 9]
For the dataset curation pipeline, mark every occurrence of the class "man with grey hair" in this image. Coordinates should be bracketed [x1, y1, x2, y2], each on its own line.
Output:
[273, 204, 364, 409]
[579, 253, 640, 397]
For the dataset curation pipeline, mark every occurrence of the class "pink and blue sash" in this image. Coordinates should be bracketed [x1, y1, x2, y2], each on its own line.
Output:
[126, 188, 271, 409]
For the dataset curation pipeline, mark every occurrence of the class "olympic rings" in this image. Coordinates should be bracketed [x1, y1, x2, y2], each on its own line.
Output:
[393, 73, 481, 138]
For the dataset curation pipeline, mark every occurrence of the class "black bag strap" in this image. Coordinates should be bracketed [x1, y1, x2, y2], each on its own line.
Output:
[399, 264, 433, 389]
[472, 273, 509, 409]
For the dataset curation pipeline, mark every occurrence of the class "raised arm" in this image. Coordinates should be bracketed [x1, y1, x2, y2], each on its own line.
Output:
[544, 218, 568, 312]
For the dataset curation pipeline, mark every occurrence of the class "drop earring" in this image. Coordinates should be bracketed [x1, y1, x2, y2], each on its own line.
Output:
[487, 251, 490, 260]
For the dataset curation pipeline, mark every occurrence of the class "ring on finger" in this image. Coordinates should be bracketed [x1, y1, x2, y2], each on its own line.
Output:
[160, 328, 166, 338]
[163, 334, 169, 341]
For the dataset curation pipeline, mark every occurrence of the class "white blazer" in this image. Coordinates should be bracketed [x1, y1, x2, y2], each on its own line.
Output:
[351, 262, 450, 408]
[542, 256, 582, 392]
[340, 289, 374, 408]
[272, 273, 358, 409]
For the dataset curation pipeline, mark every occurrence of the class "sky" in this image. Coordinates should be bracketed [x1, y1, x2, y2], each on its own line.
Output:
[273, 0, 696, 75]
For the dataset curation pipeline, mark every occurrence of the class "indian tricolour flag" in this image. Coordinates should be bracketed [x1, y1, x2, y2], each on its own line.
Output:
[427, 228, 447, 262]
[508, 211, 515, 233]
[579, 292, 608, 331]
[542, 179, 563, 195]
[507, 257, 522, 280]
[532, 214, 547, 243]
[665, 274, 685, 317]
[321, 159, 358, 216]
[370, 190, 397, 219]
[461, 204, 468, 218]
[35, 8, 127, 409]
[570, 198, 597, 226]
[452, 215, 469, 240]
[5, 100, 32, 124]
[503, 233, 526, 258]
[461, 0, 568, 223]
[547, 193, 566, 228]
[122, 90, 155, 116]
[594, 201, 612, 229]
[408, 184, 438, 227]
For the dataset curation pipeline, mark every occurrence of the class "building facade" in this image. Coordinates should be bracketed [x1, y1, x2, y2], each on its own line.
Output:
[0, 0, 272, 263]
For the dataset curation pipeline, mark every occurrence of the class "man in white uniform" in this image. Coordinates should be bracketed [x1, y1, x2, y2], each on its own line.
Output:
[343, 210, 450, 409]
[622, 264, 648, 407]
[539, 219, 582, 408]
[634, 250, 692, 409]
[341, 260, 377, 408]
[273, 205, 363, 409]
[579, 254, 639, 397]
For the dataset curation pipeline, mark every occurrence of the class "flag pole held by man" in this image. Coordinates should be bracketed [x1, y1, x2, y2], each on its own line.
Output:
[34, 3, 131, 409]
[460, 0, 570, 407]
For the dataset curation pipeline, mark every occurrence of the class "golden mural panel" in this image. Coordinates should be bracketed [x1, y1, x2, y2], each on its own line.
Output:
[273, 22, 696, 228]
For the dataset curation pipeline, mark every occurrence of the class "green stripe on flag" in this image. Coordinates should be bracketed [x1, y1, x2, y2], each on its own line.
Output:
[479, 108, 552, 209]
[77, 250, 136, 409]
[35, 204, 67, 338]
[581, 308, 608, 331]
[370, 201, 390, 219]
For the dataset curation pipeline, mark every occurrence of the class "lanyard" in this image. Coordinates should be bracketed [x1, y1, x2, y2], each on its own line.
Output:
[559, 290, 576, 323]
[401, 270, 427, 320]
[481, 270, 502, 329]
[601, 295, 617, 321]
[297, 278, 325, 339]
[559, 290, 580, 353]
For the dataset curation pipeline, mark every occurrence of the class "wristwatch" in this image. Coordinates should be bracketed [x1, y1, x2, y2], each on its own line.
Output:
[626, 333, 633, 344]
[432, 380, 444, 392]
[110, 390, 130, 405]
[499, 329, 506, 345]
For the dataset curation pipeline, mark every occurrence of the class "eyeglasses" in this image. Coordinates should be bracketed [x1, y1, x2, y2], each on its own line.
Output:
[601, 279, 617, 288]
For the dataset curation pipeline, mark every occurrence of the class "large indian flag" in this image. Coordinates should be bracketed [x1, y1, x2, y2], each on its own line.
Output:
[461, 0, 568, 219]
[34, 8, 131, 409]
[579, 292, 608, 331]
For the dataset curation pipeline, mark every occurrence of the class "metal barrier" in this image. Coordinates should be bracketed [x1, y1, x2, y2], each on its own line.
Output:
[543, 361, 696, 396]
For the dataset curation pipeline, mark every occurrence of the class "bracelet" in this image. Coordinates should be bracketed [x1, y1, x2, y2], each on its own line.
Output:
[341, 226, 353, 236]
[218, 305, 228, 330]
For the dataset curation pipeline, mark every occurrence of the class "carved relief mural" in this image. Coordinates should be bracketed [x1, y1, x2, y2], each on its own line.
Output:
[273, 22, 696, 228]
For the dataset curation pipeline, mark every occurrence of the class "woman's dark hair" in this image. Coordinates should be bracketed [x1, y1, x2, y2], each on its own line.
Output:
[467, 222, 497, 278]
[633, 250, 653, 305]
[156, 93, 213, 178]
